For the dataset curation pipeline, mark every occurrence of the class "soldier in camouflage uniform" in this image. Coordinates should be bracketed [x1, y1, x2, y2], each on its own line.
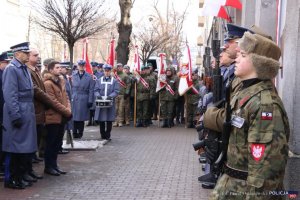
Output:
[185, 69, 200, 128]
[159, 67, 179, 128]
[147, 63, 158, 121]
[113, 63, 131, 127]
[123, 65, 133, 125]
[144, 65, 156, 125]
[136, 66, 152, 127]
[205, 32, 289, 200]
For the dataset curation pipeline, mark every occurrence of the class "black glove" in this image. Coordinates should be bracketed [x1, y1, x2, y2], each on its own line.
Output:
[12, 118, 23, 128]
[87, 102, 93, 108]
[124, 94, 129, 99]
[106, 96, 112, 100]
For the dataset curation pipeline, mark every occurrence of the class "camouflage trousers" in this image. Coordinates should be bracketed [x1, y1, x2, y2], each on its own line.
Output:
[210, 174, 285, 200]
[160, 100, 175, 119]
[115, 95, 130, 124]
[186, 103, 198, 123]
[137, 100, 150, 120]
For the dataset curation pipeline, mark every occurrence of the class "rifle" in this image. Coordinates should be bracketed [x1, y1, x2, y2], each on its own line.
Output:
[212, 79, 231, 173]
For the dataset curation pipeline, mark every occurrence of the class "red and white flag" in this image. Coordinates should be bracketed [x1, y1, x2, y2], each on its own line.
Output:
[82, 38, 93, 74]
[202, 0, 242, 21]
[156, 53, 167, 92]
[133, 45, 149, 89]
[178, 42, 194, 96]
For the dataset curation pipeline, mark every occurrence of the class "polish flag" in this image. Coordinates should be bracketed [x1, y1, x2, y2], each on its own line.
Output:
[156, 53, 167, 92]
[133, 45, 149, 89]
[82, 38, 93, 74]
[178, 42, 194, 96]
[107, 38, 115, 67]
[202, 0, 242, 21]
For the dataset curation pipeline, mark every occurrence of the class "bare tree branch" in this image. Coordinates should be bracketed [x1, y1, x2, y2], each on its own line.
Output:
[32, 0, 114, 66]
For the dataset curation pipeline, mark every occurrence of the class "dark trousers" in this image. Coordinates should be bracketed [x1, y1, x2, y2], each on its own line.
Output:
[37, 124, 46, 157]
[176, 96, 185, 121]
[88, 110, 95, 124]
[0, 128, 4, 172]
[45, 124, 64, 169]
[99, 121, 112, 140]
[5, 153, 31, 182]
[73, 121, 84, 134]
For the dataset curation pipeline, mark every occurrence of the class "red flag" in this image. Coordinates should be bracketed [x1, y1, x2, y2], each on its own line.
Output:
[82, 38, 93, 74]
[225, 0, 242, 10]
[107, 38, 115, 67]
[133, 45, 149, 89]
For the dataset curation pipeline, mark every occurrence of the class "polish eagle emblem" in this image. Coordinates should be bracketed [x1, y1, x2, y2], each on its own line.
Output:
[251, 144, 265, 162]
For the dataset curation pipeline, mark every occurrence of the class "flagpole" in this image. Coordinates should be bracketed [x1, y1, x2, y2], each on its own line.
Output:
[158, 93, 161, 127]
[134, 82, 137, 127]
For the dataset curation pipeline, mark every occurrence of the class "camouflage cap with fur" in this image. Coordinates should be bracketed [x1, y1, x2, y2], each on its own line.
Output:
[238, 32, 281, 80]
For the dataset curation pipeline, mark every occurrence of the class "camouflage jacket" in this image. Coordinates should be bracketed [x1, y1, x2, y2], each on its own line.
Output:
[159, 75, 179, 101]
[136, 74, 151, 101]
[115, 71, 131, 95]
[226, 80, 289, 191]
[186, 80, 200, 105]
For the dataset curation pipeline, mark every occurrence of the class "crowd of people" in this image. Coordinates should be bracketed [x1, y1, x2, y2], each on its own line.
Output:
[0, 40, 204, 190]
[0, 22, 290, 200]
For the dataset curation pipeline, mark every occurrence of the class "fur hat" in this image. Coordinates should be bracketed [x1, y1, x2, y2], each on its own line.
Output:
[238, 32, 281, 80]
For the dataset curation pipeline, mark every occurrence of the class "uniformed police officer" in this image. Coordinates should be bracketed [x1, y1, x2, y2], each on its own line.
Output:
[207, 32, 289, 200]
[2, 42, 37, 189]
[94, 64, 120, 140]
[71, 60, 94, 138]
[0, 52, 11, 177]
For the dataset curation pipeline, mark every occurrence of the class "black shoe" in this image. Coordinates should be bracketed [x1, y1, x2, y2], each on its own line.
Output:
[29, 171, 43, 179]
[21, 179, 33, 187]
[35, 157, 44, 162]
[198, 172, 217, 184]
[44, 168, 60, 176]
[87, 122, 92, 126]
[23, 173, 37, 182]
[32, 158, 39, 164]
[58, 149, 69, 154]
[73, 133, 80, 138]
[4, 180, 25, 189]
[54, 168, 67, 175]
[202, 182, 215, 189]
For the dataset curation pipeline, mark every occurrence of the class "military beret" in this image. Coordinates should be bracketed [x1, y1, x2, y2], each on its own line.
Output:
[123, 65, 130, 69]
[10, 42, 31, 53]
[43, 58, 55, 66]
[116, 63, 123, 67]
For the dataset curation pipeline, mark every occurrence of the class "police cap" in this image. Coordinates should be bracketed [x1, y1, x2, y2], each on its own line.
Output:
[103, 64, 112, 70]
[77, 59, 86, 66]
[224, 24, 252, 42]
[0, 52, 11, 62]
[10, 42, 31, 53]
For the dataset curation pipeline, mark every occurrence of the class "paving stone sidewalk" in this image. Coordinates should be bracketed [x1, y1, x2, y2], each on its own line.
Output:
[0, 123, 299, 200]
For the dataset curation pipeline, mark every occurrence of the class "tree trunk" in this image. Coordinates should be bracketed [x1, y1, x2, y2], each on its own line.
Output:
[68, 42, 75, 69]
[116, 0, 132, 65]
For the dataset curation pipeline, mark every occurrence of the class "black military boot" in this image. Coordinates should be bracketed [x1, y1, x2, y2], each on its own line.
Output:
[142, 120, 149, 127]
[198, 172, 217, 189]
[161, 119, 168, 128]
[187, 121, 195, 128]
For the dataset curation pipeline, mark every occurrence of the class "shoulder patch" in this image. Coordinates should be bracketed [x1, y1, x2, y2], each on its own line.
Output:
[239, 96, 250, 107]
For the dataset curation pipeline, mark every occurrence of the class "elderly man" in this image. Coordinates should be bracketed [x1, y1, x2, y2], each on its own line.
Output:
[2, 42, 37, 189]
